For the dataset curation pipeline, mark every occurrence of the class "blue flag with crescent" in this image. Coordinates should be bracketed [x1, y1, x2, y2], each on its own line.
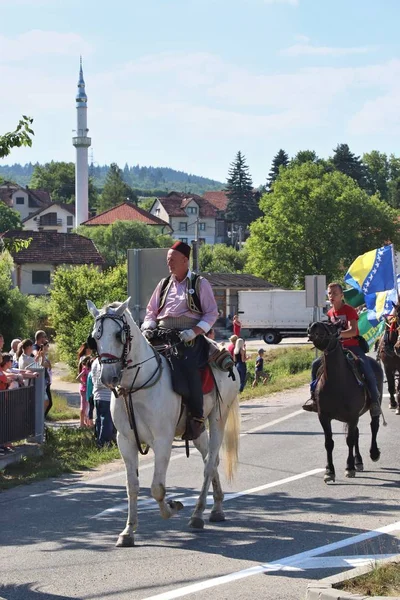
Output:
[344, 244, 395, 295]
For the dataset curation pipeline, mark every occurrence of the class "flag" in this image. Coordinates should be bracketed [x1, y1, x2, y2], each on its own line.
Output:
[358, 310, 386, 349]
[364, 274, 400, 326]
[344, 244, 395, 295]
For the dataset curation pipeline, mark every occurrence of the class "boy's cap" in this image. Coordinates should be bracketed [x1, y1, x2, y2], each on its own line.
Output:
[258, 348, 265, 353]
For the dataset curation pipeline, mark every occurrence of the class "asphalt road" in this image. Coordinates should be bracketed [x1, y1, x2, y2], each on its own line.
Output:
[1, 383, 400, 600]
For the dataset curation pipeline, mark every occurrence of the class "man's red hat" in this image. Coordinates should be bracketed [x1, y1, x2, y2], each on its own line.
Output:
[170, 240, 191, 259]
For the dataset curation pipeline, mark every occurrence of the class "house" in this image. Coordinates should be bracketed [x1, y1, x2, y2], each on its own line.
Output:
[150, 192, 219, 245]
[81, 201, 172, 234]
[1, 230, 104, 295]
[22, 202, 76, 233]
[202, 191, 230, 243]
[0, 182, 51, 222]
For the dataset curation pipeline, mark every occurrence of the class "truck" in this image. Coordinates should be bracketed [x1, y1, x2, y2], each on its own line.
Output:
[238, 289, 315, 344]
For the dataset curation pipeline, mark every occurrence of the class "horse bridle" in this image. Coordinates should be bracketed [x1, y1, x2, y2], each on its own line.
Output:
[92, 312, 133, 368]
[309, 321, 340, 353]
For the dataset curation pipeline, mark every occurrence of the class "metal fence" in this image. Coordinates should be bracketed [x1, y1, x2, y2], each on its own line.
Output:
[0, 385, 36, 445]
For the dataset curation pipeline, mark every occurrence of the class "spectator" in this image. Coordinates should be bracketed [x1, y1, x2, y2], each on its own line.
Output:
[9, 339, 21, 367]
[86, 358, 95, 428]
[17, 339, 36, 380]
[1, 353, 39, 389]
[225, 314, 233, 331]
[252, 348, 269, 388]
[234, 338, 247, 392]
[40, 341, 53, 418]
[0, 354, 23, 390]
[77, 356, 91, 427]
[91, 357, 114, 448]
[78, 342, 92, 372]
[233, 315, 242, 337]
[227, 334, 238, 358]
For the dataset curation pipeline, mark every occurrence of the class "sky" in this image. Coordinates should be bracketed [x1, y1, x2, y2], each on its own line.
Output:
[1, 0, 400, 186]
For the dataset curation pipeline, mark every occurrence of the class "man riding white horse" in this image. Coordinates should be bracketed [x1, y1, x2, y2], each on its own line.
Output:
[141, 240, 218, 440]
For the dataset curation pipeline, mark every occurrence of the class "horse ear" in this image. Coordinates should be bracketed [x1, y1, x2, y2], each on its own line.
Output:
[86, 299, 99, 318]
[115, 297, 131, 317]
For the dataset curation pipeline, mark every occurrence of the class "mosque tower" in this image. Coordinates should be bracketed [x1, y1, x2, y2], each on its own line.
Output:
[72, 57, 91, 226]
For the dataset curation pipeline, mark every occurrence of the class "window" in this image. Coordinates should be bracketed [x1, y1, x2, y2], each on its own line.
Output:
[67, 215, 73, 226]
[179, 238, 188, 244]
[155, 208, 161, 215]
[199, 238, 206, 244]
[39, 212, 58, 226]
[67, 227, 73, 234]
[179, 222, 187, 231]
[32, 270, 51, 285]
[199, 222, 206, 231]
[15, 196, 25, 205]
[187, 206, 197, 215]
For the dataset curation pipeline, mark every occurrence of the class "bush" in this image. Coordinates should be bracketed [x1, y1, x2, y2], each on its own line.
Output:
[25, 295, 53, 340]
[49, 263, 127, 371]
[246, 347, 314, 383]
[0, 252, 30, 346]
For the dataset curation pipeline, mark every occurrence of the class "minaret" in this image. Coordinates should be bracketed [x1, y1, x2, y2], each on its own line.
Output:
[73, 57, 91, 226]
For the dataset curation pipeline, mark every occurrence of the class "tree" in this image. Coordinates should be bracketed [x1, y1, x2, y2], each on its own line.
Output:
[266, 149, 289, 191]
[30, 161, 98, 209]
[225, 151, 260, 228]
[198, 244, 247, 273]
[0, 203, 22, 233]
[50, 263, 128, 370]
[0, 116, 34, 158]
[97, 163, 138, 213]
[78, 220, 173, 267]
[332, 144, 368, 190]
[0, 252, 30, 345]
[291, 150, 318, 166]
[246, 163, 400, 288]
[362, 151, 390, 201]
[388, 154, 400, 208]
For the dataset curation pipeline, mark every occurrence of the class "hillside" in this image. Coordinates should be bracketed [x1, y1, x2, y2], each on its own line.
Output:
[0, 163, 225, 196]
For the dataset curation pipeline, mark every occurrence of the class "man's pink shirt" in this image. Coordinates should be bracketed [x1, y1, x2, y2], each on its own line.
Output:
[144, 270, 218, 333]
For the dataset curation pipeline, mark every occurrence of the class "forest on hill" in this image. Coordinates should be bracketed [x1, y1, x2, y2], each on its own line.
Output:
[0, 162, 224, 195]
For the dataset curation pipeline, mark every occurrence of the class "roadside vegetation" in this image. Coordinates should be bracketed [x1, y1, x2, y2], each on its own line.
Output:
[46, 392, 80, 421]
[335, 561, 400, 597]
[0, 427, 120, 491]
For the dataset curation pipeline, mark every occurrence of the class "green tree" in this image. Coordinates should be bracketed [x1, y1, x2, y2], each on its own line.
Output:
[0, 203, 22, 233]
[30, 161, 98, 209]
[332, 143, 367, 190]
[78, 220, 173, 267]
[225, 151, 260, 227]
[198, 244, 247, 273]
[97, 163, 138, 213]
[388, 154, 400, 208]
[291, 150, 318, 166]
[50, 263, 128, 370]
[266, 149, 289, 191]
[0, 252, 30, 345]
[0, 116, 34, 158]
[363, 151, 390, 201]
[246, 163, 400, 288]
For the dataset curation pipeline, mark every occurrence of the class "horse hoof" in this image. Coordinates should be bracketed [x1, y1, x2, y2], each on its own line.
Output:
[209, 511, 226, 523]
[355, 463, 364, 472]
[116, 535, 135, 547]
[167, 500, 184, 512]
[389, 402, 397, 409]
[370, 450, 381, 462]
[189, 517, 204, 529]
[324, 473, 335, 483]
[396, 408, 400, 415]
[345, 469, 356, 478]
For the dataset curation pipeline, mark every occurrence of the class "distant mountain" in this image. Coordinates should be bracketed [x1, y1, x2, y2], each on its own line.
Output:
[0, 162, 225, 196]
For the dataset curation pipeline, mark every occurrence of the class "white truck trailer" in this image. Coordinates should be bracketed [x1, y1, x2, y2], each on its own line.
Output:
[238, 289, 315, 344]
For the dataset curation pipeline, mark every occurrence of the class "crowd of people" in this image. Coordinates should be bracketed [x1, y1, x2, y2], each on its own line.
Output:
[0, 330, 51, 455]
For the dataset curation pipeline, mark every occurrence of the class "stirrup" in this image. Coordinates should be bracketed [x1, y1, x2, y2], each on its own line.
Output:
[302, 397, 318, 413]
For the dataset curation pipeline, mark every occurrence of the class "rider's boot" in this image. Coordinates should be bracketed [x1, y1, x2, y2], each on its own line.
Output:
[302, 392, 318, 413]
[369, 398, 381, 418]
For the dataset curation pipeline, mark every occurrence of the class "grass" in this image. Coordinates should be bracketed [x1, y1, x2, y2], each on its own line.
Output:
[335, 561, 400, 597]
[0, 427, 120, 491]
[46, 391, 80, 421]
[239, 346, 315, 401]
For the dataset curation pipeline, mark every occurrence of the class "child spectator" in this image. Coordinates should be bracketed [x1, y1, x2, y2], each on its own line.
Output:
[234, 338, 247, 393]
[17, 339, 37, 383]
[227, 335, 238, 358]
[233, 315, 242, 337]
[9, 339, 21, 367]
[78, 342, 92, 372]
[252, 348, 269, 388]
[77, 355, 91, 427]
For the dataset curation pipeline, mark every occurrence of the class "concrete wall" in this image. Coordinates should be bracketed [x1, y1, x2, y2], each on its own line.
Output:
[17, 263, 54, 295]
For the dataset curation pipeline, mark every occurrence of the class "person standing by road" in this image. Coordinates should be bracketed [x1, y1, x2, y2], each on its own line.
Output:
[234, 337, 247, 392]
[233, 315, 242, 337]
[91, 357, 113, 447]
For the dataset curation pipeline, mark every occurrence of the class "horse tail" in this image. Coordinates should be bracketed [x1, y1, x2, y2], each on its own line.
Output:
[222, 395, 240, 482]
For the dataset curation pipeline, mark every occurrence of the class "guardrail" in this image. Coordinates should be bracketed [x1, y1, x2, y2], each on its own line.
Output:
[0, 368, 45, 445]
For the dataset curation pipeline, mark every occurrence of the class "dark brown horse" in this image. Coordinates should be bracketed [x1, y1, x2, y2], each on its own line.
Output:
[377, 315, 400, 414]
[308, 321, 383, 483]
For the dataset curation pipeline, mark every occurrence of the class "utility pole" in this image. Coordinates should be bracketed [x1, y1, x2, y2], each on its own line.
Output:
[238, 225, 243, 250]
[192, 217, 199, 272]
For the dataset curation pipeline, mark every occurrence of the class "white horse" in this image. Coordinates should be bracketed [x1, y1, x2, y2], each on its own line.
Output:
[87, 298, 241, 547]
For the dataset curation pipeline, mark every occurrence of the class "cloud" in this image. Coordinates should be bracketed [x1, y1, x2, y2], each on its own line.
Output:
[294, 34, 310, 43]
[281, 42, 371, 57]
[0, 30, 92, 62]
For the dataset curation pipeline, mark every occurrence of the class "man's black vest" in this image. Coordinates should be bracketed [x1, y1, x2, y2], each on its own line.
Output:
[158, 273, 203, 315]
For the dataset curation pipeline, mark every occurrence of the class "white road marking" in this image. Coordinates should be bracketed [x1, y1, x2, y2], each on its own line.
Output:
[92, 468, 324, 518]
[141, 521, 400, 600]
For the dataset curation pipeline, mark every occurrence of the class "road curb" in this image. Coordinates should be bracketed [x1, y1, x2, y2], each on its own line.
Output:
[306, 554, 400, 600]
